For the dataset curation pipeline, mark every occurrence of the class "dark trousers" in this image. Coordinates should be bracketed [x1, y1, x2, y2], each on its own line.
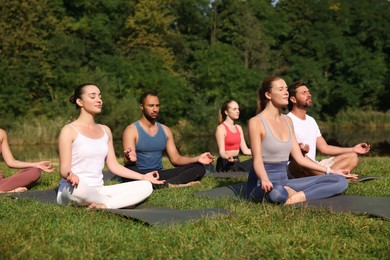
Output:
[123, 163, 206, 188]
[215, 157, 253, 172]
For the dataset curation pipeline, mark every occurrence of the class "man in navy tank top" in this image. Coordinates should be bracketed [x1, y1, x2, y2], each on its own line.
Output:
[122, 92, 215, 188]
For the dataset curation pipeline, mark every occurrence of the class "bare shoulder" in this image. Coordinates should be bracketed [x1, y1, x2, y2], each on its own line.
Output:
[59, 124, 78, 141]
[100, 124, 112, 134]
[284, 115, 294, 126]
[0, 128, 6, 142]
[60, 124, 74, 134]
[249, 115, 264, 132]
[123, 123, 138, 136]
[160, 123, 172, 135]
[0, 128, 6, 137]
[248, 115, 261, 125]
[215, 123, 225, 133]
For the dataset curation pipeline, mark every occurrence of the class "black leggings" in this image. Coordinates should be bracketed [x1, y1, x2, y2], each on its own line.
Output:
[216, 157, 253, 172]
[123, 163, 206, 187]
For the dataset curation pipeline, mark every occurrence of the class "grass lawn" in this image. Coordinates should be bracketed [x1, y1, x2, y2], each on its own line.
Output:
[1, 156, 389, 259]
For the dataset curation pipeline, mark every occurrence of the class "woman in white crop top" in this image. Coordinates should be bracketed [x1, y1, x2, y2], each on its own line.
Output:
[247, 76, 349, 204]
[57, 83, 164, 209]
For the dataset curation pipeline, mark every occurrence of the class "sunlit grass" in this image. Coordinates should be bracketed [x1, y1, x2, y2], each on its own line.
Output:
[1, 156, 390, 258]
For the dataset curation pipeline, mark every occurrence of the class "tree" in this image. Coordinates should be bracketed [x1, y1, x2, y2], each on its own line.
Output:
[120, 0, 177, 72]
[0, 0, 64, 118]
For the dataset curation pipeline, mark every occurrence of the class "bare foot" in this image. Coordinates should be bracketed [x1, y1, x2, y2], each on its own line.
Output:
[88, 203, 107, 209]
[168, 181, 201, 188]
[285, 191, 307, 205]
[2, 187, 28, 193]
[284, 186, 297, 198]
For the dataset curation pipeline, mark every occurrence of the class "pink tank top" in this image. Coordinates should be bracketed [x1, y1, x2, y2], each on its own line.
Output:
[223, 122, 241, 151]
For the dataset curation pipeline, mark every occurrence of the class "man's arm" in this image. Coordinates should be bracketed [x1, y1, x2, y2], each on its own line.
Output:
[316, 136, 370, 156]
[164, 125, 214, 166]
[122, 124, 138, 165]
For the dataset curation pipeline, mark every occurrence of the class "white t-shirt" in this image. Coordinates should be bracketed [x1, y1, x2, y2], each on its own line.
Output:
[287, 112, 321, 161]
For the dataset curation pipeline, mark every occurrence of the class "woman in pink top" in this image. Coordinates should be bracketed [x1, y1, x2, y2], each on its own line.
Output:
[0, 128, 54, 192]
[215, 100, 252, 172]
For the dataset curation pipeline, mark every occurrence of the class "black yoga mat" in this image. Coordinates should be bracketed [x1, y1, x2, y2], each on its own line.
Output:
[6, 189, 230, 226]
[205, 171, 248, 178]
[299, 195, 390, 220]
[204, 166, 378, 182]
[106, 206, 230, 226]
[195, 182, 390, 220]
[355, 175, 380, 182]
[194, 182, 247, 200]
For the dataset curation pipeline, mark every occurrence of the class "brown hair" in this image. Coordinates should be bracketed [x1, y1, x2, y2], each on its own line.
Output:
[69, 83, 97, 109]
[256, 75, 283, 113]
[218, 100, 235, 123]
[288, 80, 307, 111]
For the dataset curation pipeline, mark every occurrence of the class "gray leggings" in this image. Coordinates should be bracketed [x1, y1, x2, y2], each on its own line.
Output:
[247, 161, 348, 203]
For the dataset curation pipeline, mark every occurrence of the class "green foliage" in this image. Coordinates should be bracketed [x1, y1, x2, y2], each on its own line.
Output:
[120, 0, 177, 72]
[191, 43, 262, 114]
[276, 0, 390, 116]
[0, 0, 389, 138]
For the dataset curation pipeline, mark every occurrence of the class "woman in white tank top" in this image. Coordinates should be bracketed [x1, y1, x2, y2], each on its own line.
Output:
[57, 83, 164, 209]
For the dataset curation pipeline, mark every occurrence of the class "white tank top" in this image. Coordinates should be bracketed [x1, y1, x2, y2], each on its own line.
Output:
[59, 124, 108, 189]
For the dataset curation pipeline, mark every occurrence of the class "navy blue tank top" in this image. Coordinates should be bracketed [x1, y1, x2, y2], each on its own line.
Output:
[135, 121, 167, 171]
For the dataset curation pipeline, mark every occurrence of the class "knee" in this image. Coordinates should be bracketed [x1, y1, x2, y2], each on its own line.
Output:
[346, 152, 359, 168]
[194, 163, 206, 178]
[266, 185, 288, 204]
[26, 167, 41, 182]
[142, 180, 153, 196]
[351, 152, 359, 166]
[334, 175, 349, 193]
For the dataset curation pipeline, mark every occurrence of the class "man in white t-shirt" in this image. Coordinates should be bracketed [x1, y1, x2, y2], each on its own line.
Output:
[287, 80, 370, 178]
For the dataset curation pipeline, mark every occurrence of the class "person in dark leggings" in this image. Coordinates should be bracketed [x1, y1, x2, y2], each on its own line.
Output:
[0, 128, 54, 193]
[122, 92, 215, 188]
[215, 100, 252, 172]
[247, 76, 351, 204]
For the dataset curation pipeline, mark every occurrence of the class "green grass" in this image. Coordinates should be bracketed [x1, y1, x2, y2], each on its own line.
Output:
[1, 157, 390, 259]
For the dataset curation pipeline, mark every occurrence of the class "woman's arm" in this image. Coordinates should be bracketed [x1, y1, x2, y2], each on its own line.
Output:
[0, 129, 53, 172]
[58, 125, 76, 178]
[237, 125, 252, 155]
[215, 124, 230, 159]
[103, 125, 164, 184]
[248, 117, 272, 192]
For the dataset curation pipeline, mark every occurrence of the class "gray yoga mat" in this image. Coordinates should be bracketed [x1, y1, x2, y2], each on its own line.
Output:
[6, 189, 230, 226]
[194, 181, 390, 220]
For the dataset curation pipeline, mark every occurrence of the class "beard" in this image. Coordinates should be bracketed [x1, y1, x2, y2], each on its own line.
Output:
[302, 99, 313, 108]
[144, 111, 157, 122]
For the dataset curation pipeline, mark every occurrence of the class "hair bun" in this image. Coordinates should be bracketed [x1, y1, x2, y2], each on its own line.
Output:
[69, 95, 76, 104]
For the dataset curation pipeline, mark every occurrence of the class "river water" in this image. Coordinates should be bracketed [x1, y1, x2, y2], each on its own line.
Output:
[7, 128, 390, 161]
